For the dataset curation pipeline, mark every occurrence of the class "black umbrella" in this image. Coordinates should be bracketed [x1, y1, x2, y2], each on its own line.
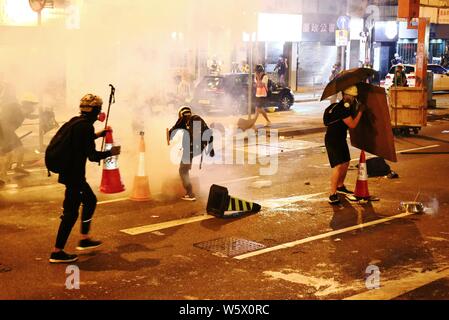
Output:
[320, 67, 377, 101]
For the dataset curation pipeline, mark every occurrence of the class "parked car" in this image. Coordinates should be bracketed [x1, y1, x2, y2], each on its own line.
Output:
[383, 64, 449, 91]
[191, 73, 294, 115]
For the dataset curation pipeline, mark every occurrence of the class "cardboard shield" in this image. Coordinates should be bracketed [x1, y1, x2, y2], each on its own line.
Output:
[350, 83, 398, 163]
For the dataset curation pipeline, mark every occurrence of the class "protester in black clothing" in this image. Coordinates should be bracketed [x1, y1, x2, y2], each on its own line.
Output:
[274, 56, 288, 86]
[0, 94, 39, 178]
[391, 53, 403, 67]
[325, 86, 364, 205]
[49, 94, 121, 264]
[392, 64, 408, 87]
[168, 105, 214, 201]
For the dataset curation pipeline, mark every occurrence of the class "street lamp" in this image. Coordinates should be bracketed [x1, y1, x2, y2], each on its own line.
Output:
[29, 0, 46, 12]
[29, 0, 46, 25]
[28, 0, 47, 151]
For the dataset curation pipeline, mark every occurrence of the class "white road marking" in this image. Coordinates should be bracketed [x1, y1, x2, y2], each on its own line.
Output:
[119, 192, 326, 235]
[218, 176, 260, 184]
[120, 214, 215, 235]
[344, 267, 449, 300]
[97, 198, 130, 205]
[396, 144, 440, 154]
[233, 211, 416, 260]
[348, 144, 441, 163]
[238, 140, 322, 156]
[258, 193, 326, 209]
[321, 144, 442, 166]
[0, 183, 63, 194]
[26, 168, 48, 173]
[264, 270, 353, 297]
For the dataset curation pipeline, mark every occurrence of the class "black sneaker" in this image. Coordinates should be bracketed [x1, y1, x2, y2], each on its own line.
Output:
[329, 194, 341, 205]
[76, 239, 102, 251]
[181, 194, 196, 201]
[337, 185, 354, 195]
[49, 251, 78, 264]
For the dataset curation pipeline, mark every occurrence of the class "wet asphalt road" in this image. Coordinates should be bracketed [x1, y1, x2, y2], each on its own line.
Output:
[1, 100, 449, 301]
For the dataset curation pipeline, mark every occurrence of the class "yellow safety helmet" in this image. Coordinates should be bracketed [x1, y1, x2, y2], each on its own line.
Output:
[343, 86, 358, 97]
[80, 94, 103, 113]
[178, 105, 192, 118]
[21, 93, 39, 104]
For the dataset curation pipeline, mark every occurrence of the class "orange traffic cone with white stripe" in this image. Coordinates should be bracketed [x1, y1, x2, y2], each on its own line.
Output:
[354, 150, 370, 200]
[100, 127, 125, 194]
[130, 132, 151, 201]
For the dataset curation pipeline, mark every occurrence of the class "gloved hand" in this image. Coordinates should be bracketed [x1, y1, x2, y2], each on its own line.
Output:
[209, 148, 215, 158]
[110, 146, 121, 156]
[96, 127, 112, 138]
[358, 103, 367, 113]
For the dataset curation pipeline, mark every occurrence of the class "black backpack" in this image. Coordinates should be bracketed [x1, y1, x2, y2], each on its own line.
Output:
[323, 103, 340, 126]
[45, 116, 87, 175]
[190, 115, 213, 158]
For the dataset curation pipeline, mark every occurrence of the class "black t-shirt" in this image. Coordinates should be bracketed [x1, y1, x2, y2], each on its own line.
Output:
[169, 114, 212, 160]
[58, 116, 111, 186]
[325, 100, 352, 141]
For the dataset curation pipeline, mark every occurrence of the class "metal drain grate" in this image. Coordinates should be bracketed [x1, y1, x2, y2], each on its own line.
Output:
[194, 237, 266, 257]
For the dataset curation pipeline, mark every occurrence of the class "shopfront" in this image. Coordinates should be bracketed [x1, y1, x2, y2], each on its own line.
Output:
[397, 22, 448, 65]
[297, 13, 338, 89]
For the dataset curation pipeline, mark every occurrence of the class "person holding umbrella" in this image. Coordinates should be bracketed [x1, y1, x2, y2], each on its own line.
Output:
[324, 85, 364, 205]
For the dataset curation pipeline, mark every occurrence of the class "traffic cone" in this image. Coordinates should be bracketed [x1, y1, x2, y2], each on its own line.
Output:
[354, 150, 370, 200]
[206, 184, 261, 218]
[99, 127, 125, 194]
[130, 132, 151, 201]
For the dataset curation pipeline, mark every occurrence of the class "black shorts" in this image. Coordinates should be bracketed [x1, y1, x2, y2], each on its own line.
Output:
[325, 133, 350, 168]
[255, 96, 267, 108]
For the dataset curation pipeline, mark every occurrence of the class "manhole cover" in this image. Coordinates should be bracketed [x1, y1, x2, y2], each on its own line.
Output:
[193, 237, 266, 257]
[0, 264, 12, 273]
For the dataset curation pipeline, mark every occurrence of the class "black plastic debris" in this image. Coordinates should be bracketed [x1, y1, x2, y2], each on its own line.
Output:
[0, 264, 12, 273]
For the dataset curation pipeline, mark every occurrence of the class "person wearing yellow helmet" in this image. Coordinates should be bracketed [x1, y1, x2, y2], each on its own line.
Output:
[49, 93, 121, 264]
[0, 93, 39, 178]
[324, 85, 365, 205]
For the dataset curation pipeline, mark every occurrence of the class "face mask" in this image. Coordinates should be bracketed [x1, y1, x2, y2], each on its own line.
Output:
[98, 112, 106, 122]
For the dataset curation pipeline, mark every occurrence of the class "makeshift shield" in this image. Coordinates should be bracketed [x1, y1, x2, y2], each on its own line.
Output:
[349, 83, 397, 163]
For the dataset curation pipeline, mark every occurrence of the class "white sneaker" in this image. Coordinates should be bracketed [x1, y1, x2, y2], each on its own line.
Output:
[181, 195, 196, 201]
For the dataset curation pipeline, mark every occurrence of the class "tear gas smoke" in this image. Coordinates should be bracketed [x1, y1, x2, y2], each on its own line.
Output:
[0, 0, 268, 196]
